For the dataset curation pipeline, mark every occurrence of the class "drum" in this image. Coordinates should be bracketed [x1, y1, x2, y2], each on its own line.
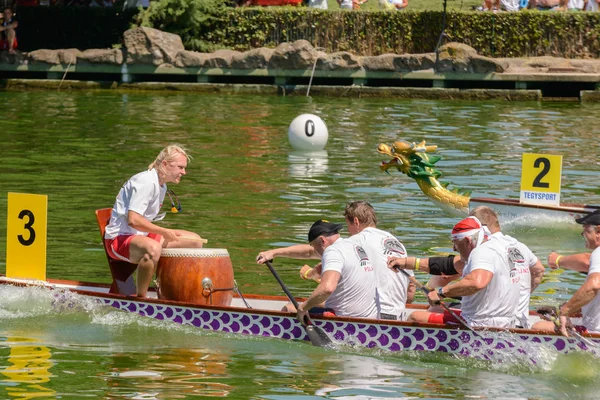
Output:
[156, 248, 235, 306]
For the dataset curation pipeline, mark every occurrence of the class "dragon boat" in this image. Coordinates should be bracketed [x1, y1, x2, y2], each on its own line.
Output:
[2, 273, 599, 365]
[3, 209, 599, 365]
[377, 140, 599, 222]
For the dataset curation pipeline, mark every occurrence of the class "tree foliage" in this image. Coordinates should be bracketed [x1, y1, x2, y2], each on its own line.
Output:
[136, 0, 230, 52]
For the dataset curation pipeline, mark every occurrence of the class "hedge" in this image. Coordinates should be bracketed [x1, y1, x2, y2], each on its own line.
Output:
[13, 5, 600, 58]
[206, 9, 600, 58]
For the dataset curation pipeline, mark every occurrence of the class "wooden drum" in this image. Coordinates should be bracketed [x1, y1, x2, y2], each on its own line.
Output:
[156, 248, 235, 306]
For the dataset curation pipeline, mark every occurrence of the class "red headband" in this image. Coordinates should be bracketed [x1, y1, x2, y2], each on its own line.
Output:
[451, 216, 484, 242]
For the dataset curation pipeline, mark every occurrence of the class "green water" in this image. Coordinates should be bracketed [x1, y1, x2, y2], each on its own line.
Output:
[1, 91, 600, 398]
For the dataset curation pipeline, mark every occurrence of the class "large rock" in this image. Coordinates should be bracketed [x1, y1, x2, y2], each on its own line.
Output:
[124, 27, 184, 65]
[438, 42, 478, 60]
[231, 48, 273, 69]
[0, 50, 25, 64]
[470, 55, 506, 73]
[361, 54, 398, 71]
[435, 43, 505, 73]
[436, 42, 478, 73]
[570, 60, 600, 73]
[269, 40, 318, 69]
[436, 55, 470, 73]
[524, 56, 571, 69]
[57, 49, 81, 64]
[394, 54, 436, 71]
[204, 49, 242, 69]
[175, 50, 209, 68]
[77, 48, 124, 65]
[28, 49, 60, 65]
[317, 51, 361, 70]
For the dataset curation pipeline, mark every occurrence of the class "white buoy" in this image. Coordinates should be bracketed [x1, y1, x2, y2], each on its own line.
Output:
[288, 114, 328, 151]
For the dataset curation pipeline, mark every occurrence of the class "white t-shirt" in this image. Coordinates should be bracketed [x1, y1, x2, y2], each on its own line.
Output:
[339, 0, 353, 8]
[500, 0, 520, 11]
[104, 169, 167, 239]
[349, 227, 412, 318]
[308, 0, 328, 8]
[581, 247, 600, 332]
[389, 0, 405, 11]
[568, 0, 584, 8]
[460, 238, 521, 328]
[491, 232, 539, 328]
[321, 238, 378, 319]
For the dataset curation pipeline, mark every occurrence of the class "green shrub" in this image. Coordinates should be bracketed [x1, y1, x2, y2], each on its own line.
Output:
[203, 9, 600, 58]
[136, 0, 230, 52]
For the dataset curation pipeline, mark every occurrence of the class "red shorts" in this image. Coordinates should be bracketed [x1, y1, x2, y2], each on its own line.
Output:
[573, 325, 589, 334]
[0, 38, 17, 50]
[427, 309, 463, 325]
[104, 233, 161, 263]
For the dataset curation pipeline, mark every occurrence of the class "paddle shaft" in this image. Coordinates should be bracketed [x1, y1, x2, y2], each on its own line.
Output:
[397, 268, 479, 334]
[538, 308, 598, 348]
[264, 261, 301, 310]
[264, 260, 333, 347]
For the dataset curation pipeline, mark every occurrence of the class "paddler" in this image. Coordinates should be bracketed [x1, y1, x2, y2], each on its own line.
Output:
[389, 206, 544, 328]
[548, 251, 590, 273]
[103, 144, 205, 298]
[401, 215, 521, 328]
[263, 219, 377, 319]
[298, 219, 378, 319]
[256, 201, 416, 320]
[532, 209, 600, 336]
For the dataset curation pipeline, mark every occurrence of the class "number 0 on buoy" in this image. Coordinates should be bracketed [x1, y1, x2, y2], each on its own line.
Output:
[520, 153, 562, 207]
[6, 192, 48, 280]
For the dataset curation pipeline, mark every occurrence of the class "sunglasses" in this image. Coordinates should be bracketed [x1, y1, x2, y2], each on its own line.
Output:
[166, 189, 182, 213]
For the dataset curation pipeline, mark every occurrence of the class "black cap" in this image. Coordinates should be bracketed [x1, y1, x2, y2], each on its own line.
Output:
[576, 209, 600, 226]
[308, 220, 343, 243]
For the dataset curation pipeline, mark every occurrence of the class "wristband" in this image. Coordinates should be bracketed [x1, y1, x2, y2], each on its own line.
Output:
[437, 287, 446, 299]
[414, 258, 420, 271]
[302, 268, 312, 280]
[555, 255, 563, 268]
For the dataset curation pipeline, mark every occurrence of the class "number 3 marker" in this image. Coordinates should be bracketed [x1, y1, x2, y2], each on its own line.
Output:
[6, 192, 48, 280]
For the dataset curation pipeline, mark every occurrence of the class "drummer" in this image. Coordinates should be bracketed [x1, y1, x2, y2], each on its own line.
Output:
[104, 144, 205, 298]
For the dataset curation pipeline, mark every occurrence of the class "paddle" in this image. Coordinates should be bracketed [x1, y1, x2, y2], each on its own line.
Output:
[537, 306, 598, 349]
[264, 260, 333, 347]
[396, 268, 481, 336]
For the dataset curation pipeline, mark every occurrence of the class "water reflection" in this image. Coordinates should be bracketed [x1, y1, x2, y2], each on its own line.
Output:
[288, 150, 329, 179]
[106, 347, 232, 398]
[0, 337, 55, 399]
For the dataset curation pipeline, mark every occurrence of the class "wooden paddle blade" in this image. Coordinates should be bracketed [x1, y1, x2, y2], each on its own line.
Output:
[305, 324, 334, 347]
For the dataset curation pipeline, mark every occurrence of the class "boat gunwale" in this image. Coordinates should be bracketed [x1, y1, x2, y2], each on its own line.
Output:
[3, 275, 598, 341]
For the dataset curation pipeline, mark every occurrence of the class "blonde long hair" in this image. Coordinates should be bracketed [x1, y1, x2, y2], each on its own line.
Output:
[148, 144, 191, 175]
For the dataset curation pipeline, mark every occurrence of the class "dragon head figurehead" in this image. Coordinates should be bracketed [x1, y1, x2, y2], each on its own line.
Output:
[377, 140, 443, 180]
[377, 139, 470, 216]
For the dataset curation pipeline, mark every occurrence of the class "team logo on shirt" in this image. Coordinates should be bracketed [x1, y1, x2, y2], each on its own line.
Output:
[507, 247, 524, 282]
[355, 245, 373, 272]
[382, 238, 406, 257]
